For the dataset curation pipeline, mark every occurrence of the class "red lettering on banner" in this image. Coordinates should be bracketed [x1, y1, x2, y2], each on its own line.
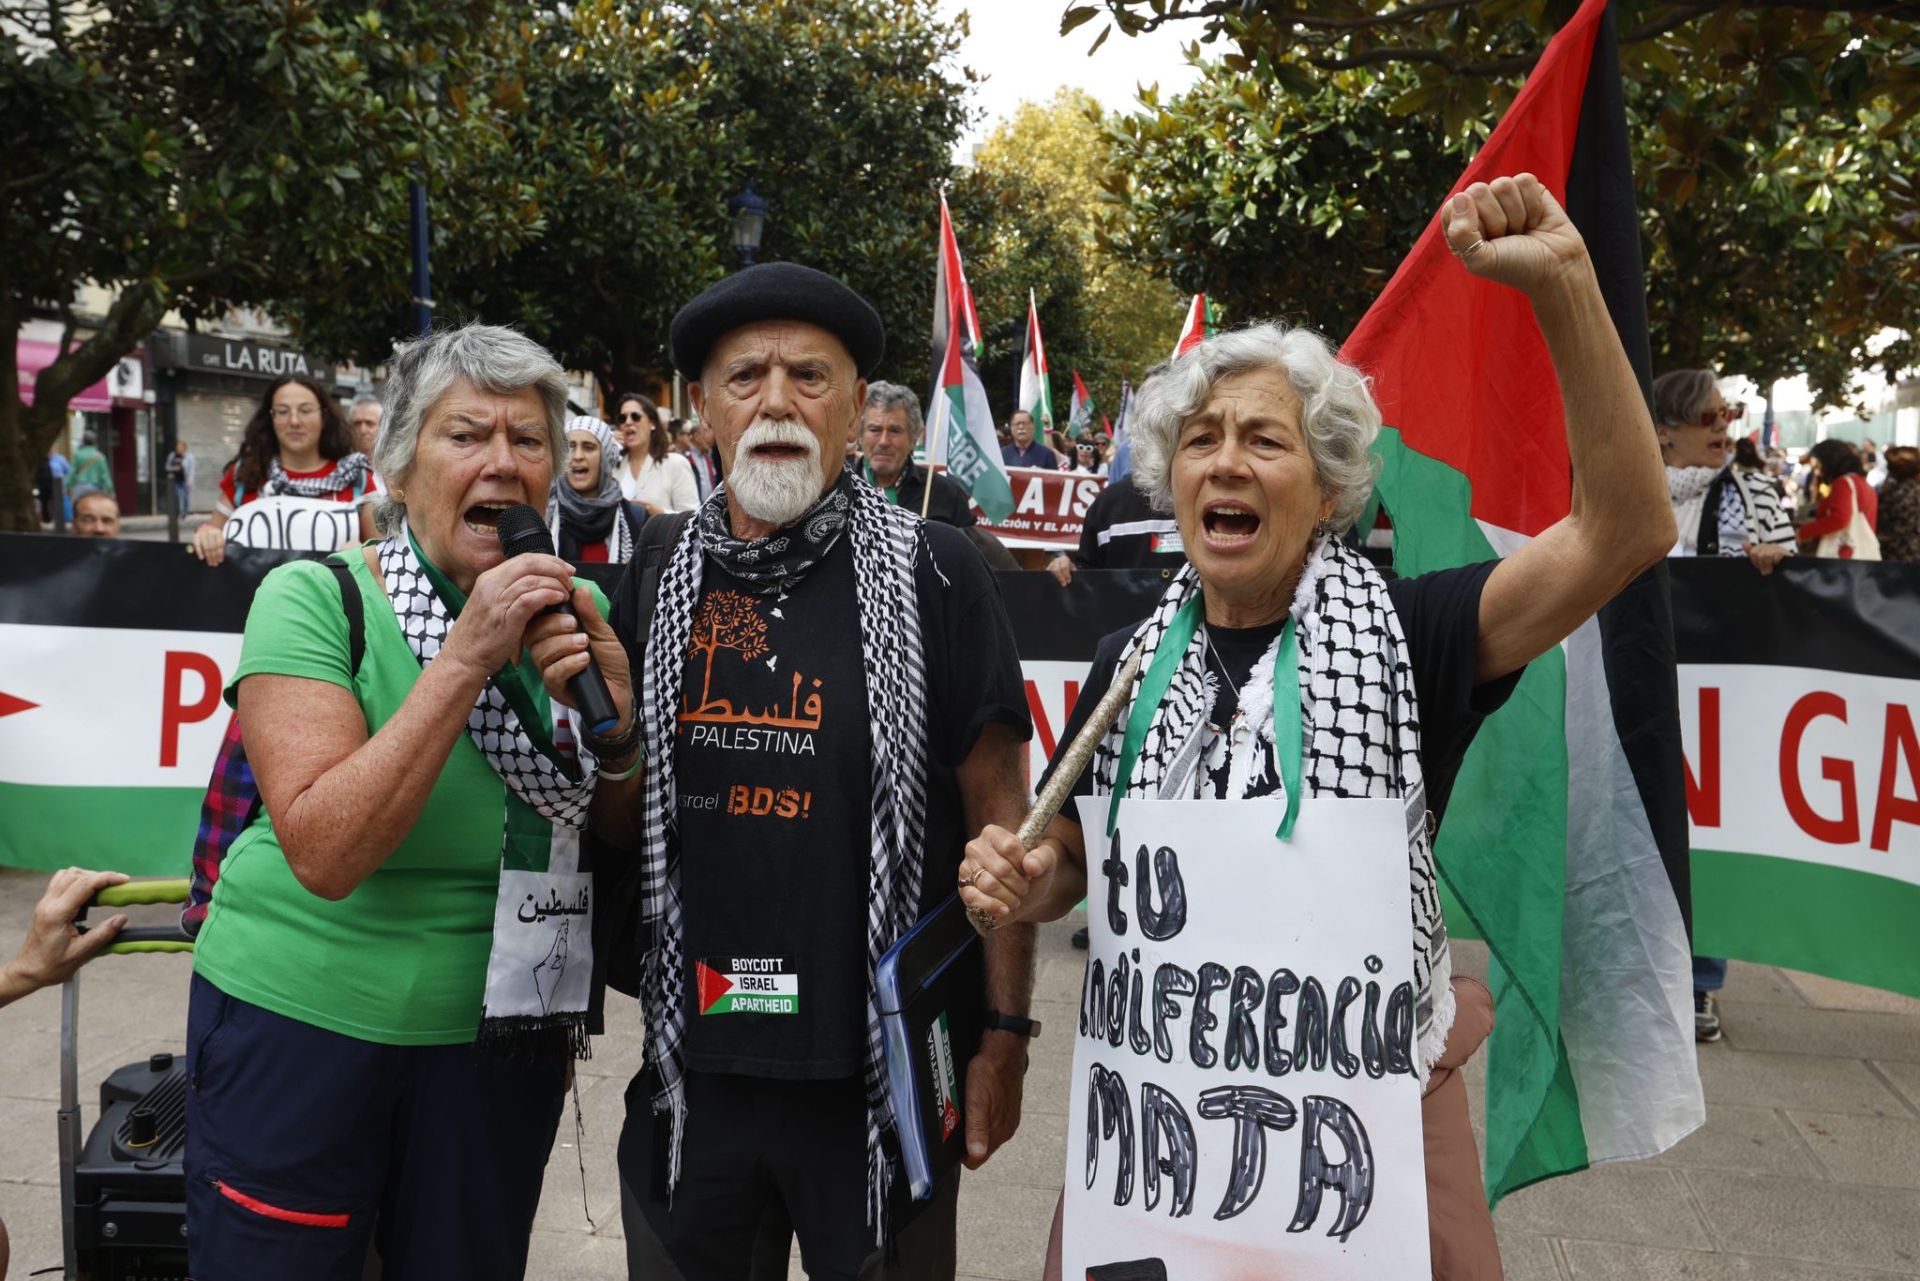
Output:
[1683, 687, 1721, 827]
[160, 651, 223, 768]
[1780, 692, 1859, 845]
[1872, 704, 1920, 854]
[1026, 678, 1081, 759]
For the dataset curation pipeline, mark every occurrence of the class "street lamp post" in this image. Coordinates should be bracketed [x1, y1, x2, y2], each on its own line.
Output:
[409, 179, 434, 337]
[728, 183, 768, 269]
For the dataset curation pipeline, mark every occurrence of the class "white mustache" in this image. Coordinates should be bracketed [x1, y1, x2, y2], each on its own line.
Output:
[739, 419, 816, 458]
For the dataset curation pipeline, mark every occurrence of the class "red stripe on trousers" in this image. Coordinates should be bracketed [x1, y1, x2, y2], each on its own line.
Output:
[214, 1179, 350, 1229]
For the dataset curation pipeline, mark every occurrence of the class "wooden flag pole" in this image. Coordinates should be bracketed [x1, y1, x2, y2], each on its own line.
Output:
[966, 641, 1147, 936]
[919, 393, 947, 520]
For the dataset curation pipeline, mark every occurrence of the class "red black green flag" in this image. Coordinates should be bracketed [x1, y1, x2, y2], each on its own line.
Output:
[1344, 0, 1702, 1201]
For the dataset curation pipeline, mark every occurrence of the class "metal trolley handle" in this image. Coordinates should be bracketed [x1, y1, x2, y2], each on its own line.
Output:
[79, 877, 194, 953]
[61, 877, 193, 1277]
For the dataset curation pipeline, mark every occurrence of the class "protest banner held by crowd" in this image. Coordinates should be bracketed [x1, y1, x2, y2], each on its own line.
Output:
[6, 0, 1920, 1278]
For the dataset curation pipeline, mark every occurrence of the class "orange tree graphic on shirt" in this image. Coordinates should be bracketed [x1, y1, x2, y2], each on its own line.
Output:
[686, 590, 771, 710]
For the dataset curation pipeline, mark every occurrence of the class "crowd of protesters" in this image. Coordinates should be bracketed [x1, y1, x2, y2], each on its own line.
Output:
[7, 231, 1917, 1281]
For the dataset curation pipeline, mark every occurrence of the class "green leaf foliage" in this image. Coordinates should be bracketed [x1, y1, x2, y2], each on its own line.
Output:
[282, 0, 977, 404]
[969, 90, 1185, 423]
[1089, 1, 1920, 410]
[0, 0, 539, 528]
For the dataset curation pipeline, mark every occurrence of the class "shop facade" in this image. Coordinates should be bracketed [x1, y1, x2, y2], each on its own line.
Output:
[147, 330, 349, 515]
[16, 325, 155, 516]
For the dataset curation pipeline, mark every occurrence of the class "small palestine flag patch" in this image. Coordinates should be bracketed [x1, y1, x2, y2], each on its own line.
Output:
[696, 957, 799, 1015]
[927, 1010, 959, 1140]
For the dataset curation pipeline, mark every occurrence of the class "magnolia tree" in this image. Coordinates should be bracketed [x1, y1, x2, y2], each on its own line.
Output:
[1081, 1, 1920, 408]
[0, 0, 541, 529]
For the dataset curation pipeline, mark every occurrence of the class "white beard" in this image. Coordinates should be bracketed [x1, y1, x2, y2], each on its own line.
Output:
[726, 418, 825, 528]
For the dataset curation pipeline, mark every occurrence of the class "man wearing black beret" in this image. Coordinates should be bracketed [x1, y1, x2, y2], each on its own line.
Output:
[598, 262, 1038, 1279]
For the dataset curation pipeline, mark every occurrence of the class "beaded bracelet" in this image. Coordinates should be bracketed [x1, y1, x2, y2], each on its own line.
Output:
[583, 703, 640, 760]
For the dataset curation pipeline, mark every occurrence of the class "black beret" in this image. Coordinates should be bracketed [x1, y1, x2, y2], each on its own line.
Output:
[670, 262, 886, 381]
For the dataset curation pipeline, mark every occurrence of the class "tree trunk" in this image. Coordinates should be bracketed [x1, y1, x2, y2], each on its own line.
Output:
[0, 397, 43, 533]
[0, 284, 169, 530]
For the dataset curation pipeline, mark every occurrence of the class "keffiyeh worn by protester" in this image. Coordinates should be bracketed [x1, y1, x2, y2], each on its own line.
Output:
[1668, 464, 1793, 557]
[1091, 536, 1455, 1080]
[1726, 467, 1794, 550]
[379, 521, 599, 1052]
[638, 472, 928, 1240]
[265, 451, 373, 498]
[1665, 466, 1719, 556]
[548, 416, 634, 562]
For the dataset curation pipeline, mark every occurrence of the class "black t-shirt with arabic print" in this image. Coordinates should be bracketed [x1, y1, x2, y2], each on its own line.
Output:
[612, 523, 1030, 1079]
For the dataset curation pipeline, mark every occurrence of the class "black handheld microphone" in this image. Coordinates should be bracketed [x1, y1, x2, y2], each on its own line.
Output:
[495, 503, 623, 736]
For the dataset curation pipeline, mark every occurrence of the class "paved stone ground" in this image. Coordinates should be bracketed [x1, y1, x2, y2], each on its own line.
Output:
[5, 865, 1920, 1279]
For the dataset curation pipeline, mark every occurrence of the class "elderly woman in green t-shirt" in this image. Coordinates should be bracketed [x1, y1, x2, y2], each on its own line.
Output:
[184, 324, 640, 1281]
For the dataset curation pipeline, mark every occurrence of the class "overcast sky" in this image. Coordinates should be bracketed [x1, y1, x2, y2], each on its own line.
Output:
[941, 0, 1209, 159]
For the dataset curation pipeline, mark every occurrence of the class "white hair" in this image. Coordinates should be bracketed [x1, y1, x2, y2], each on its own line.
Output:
[372, 323, 570, 531]
[1128, 322, 1382, 533]
[726, 419, 823, 527]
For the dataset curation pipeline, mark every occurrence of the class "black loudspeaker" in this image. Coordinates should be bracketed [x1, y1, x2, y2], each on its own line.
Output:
[71, 1052, 189, 1280]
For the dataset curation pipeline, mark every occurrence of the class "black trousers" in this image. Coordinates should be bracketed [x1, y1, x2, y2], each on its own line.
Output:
[184, 974, 566, 1280]
[618, 1070, 959, 1281]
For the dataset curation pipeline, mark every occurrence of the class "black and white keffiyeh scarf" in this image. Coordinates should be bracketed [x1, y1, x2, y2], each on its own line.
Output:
[1092, 536, 1456, 1079]
[639, 472, 929, 1237]
[1727, 466, 1794, 550]
[265, 451, 372, 498]
[379, 521, 599, 1052]
[1668, 464, 1794, 557]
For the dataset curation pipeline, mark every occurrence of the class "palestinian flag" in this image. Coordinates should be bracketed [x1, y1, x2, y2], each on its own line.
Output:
[1017, 291, 1055, 435]
[930, 194, 1014, 521]
[1067, 370, 1095, 441]
[1171, 293, 1213, 360]
[1343, 0, 1702, 1201]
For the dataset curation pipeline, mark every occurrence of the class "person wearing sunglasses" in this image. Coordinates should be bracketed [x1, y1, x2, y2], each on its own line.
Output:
[611, 391, 698, 516]
[1652, 368, 1796, 1046]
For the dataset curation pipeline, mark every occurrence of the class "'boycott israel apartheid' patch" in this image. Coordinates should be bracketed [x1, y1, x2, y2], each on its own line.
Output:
[696, 957, 799, 1015]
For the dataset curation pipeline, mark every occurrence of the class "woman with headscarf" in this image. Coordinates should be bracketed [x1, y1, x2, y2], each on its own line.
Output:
[1797, 437, 1881, 560]
[549, 415, 646, 563]
[1652, 369, 1794, 576]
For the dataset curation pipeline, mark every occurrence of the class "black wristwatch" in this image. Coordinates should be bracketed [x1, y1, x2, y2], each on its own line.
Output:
[982, 1009, 1041, 1039]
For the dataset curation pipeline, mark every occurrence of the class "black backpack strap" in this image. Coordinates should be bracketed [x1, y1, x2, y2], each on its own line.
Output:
[325, 555, 367, 675]
[634, 510, 695, 636]
[590, 508, 695, 1015]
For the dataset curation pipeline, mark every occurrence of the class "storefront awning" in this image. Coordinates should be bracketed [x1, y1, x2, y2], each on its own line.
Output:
[17, 339, 113, 412]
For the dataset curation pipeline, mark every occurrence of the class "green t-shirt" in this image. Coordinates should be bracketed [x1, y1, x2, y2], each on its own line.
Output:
[192, 550, 610, 1045]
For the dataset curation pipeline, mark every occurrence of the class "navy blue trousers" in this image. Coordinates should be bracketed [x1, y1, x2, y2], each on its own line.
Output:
[184, 974, 566, 1281]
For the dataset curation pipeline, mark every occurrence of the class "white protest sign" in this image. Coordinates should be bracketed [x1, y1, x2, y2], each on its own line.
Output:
[224, 495, 360, 552]
[1063, 795, 1430, 1281]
